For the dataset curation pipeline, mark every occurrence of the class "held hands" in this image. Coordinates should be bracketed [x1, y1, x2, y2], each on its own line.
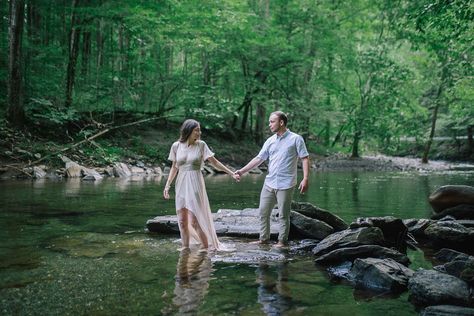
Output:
[232, 171, 241, 182]
[298, 178, 309, 194]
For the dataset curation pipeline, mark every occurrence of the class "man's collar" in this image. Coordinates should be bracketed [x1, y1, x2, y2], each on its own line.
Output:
[277, 129, 290, 138]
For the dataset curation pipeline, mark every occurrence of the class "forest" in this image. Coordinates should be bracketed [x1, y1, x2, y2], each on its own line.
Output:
[1, 0, 473, 167]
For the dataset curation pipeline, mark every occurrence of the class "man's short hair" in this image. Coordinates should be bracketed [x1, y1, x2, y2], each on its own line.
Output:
[271, 111, 288, 126]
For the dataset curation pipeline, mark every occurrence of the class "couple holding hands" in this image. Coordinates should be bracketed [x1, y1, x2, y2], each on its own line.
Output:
[163, 111, 310, 251]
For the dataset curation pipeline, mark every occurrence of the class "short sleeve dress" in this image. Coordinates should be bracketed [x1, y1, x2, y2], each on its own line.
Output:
[168, 140, 221, 250]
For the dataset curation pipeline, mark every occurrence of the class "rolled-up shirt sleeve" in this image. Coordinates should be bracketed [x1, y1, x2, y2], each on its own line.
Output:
[257, 138, 271, 161]
[296, 136, 309, 158]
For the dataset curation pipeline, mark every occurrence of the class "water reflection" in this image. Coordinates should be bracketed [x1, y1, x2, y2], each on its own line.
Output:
[256, 262, 292, 315]
[166, 248, 213, 315]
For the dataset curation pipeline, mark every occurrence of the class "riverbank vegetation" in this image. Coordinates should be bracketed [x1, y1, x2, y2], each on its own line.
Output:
[1, 0, 473, 170]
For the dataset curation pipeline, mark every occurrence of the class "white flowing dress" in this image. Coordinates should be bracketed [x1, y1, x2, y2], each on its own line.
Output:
[168, 140, 221, 250]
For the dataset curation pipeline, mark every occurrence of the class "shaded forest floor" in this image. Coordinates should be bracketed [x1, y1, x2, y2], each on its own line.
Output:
[1, 118, 473, 176]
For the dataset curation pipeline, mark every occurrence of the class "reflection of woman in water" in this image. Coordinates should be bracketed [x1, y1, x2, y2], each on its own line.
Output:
[171, 248, 213, 314]
[257, 262, 292, 315]
[164, 119, 239, 251]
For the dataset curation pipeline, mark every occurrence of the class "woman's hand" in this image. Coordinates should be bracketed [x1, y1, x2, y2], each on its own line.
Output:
[163, 187, 170, 199]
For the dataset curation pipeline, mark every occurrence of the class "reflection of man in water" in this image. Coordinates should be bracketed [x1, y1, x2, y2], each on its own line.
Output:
[257, 262, 292, 315]
[170, 248, 213, 315]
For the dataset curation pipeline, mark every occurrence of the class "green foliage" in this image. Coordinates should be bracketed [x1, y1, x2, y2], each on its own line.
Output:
[2, 0, 472, 160]
[26, 98, 81, 126]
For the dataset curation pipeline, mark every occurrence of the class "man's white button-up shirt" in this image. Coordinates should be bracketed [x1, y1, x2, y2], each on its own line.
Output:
[257, 129, 309, 190]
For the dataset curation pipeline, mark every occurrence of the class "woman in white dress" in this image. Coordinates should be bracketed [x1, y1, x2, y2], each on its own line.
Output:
[163, 119, 240, 250]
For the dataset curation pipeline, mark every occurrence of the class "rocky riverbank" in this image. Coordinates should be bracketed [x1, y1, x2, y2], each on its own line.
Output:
[2, 152, 474, 181]
[147, 185, 474, 314]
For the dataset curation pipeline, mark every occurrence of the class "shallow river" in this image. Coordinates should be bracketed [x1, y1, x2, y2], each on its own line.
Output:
[1, 170, 473, 315]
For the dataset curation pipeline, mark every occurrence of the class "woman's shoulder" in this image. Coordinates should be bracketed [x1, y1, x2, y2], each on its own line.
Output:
[170, 141, 181, 149]
[196, 140, 208, 147]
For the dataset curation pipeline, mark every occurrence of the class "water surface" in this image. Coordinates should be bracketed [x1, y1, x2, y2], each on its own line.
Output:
[1, 170, 473, 315]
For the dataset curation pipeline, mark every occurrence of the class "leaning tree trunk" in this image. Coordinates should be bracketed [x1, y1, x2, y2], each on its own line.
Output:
[64, 0, 81, 108]
[422, 101, 441, 163]
[7, 0, 25, 127]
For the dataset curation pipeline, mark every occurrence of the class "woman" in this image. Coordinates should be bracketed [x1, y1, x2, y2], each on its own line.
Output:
[163, 119, 239, 251]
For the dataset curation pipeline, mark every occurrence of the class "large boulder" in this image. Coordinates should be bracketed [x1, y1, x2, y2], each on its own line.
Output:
[408, 269, 470, 307]
[432, 205, 474, 220]
[435, 248, 471, 263]
[146, 208, 279, 239]
[350, 258, 414, 293]
[421, 305, 474, 316]
[312, 227, 385, 257]
[315, 245, 410, 266]
[351, 216, 408, 251]
[290, 211, 334, 240]
[65, 161, 83, 178]
[113, 162, 131, 177]
[424, 220, 474, 253]
[291, 201, 348, 231]
[429, 185, 474, 213]
[434, 254, 474, 286]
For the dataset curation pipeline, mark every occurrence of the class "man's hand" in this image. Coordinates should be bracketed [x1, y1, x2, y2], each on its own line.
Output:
[163, 187, 170, 199]
[298, 178, 309, 194]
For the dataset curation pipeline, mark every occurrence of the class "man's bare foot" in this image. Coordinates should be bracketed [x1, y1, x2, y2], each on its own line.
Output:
[274, 241, 288, 248]
[250, 240, 270, 245]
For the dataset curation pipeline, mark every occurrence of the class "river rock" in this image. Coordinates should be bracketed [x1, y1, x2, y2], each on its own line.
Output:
[408, 269, 470, 307]
[421, 305, 474, 316]
[147, 208, 279, 239]
[312, 227, 385, 257]
[315, 245, 410, 266]
[403, 218, 434, 238]
[33, 166, 46, 179]
[290, 211, 334, 240]
[130, 166, 145, 174]
[81, 167, 103, 181]
[434, 254, 474, 285]
[291, 201, 348, 231]
[289, 239, 320, 252]
[429, 185, 474, 213]
[153, 167, 163, 175]
[350, 258, 414, 293]
[424, 220, 474, 253]
[65, 161, 83, 178]
[113, 162, 132, 177]
[351, 216, 408, 251]
[432, 204, 474, 220]
[435, 248, 470, 263]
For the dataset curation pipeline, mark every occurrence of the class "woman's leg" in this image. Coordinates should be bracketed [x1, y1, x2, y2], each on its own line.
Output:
[190, 212, 209, 249]
[177, 208, 190, 248]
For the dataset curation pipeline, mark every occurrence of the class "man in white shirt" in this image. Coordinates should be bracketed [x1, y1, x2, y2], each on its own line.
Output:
[236, 111, 310, 247]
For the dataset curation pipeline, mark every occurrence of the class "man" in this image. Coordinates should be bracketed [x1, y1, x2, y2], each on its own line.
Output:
[236, 111, 310, 247]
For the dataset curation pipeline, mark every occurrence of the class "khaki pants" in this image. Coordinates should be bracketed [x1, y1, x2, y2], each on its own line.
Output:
[258, 184, 295, 242]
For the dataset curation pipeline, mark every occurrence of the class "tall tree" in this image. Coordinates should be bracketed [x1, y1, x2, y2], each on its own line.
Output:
[7, 0, 25, 126]
[65, 0, 81, 108]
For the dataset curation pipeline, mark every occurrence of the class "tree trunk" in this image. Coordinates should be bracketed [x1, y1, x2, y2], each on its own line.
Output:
[65, 0, 81, 108]
[467, 125, 473, 156]
[7, 0, 25, 127]
[255, 103, 265, 145]
[351, 130, 361, 158]
[421, 101, 440, 163]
